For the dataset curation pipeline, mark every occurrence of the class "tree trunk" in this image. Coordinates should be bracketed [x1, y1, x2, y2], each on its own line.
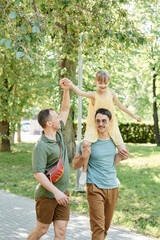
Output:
[17, 117, 21, 142]
[0, 121, 11, 151]
[10, 132, 15, 145]
[0, 78, 11, 152]
[153, 70, 160, 146]
[17, 130, 21, 142]
[62, 108, 76, 161]
[59, 57, 77, 162]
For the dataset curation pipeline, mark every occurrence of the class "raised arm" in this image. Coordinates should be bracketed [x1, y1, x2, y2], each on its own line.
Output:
[60, 78, 95, 99]
[59, 80, 70, 126]
[111, 90, 142, 122]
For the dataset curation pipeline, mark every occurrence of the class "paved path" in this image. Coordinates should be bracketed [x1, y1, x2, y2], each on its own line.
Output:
[0, 190, 157, 240]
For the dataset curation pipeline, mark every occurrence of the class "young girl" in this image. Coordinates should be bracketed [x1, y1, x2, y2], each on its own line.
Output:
[61, 70, 142, 185]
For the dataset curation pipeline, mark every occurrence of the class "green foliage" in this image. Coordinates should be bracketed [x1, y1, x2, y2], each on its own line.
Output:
[1, 0, 160, 149]
[0, 0, 45, 60]
[119, 123, 155, 143]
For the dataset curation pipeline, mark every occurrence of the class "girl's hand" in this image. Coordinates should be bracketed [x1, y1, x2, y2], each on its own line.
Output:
[59, 78, 71, 90]
[60, 78, 73, 88]
[134, 115, 142, 122]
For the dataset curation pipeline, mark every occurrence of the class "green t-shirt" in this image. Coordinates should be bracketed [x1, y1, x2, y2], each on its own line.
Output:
[32, 121, 70, 198]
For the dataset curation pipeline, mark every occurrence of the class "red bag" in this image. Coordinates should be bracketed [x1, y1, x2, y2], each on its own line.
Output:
[46, 146, 64, 183]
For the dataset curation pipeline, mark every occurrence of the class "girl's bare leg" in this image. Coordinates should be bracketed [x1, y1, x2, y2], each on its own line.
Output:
[115, 144, 126, 186]
[79, 140, 90, 185]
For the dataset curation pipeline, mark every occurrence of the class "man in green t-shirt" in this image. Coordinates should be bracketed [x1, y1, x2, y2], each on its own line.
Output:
[73, 108, 129, 240]
[27, 80, 71, 240]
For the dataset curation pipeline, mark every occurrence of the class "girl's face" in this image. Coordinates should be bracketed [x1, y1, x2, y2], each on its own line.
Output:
[94, 79, 110, 93]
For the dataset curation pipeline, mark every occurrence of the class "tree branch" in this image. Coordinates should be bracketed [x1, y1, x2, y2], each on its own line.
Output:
[32, 0, 39, 16]
[55, 22, 67, 32]
[8, 85, 14, 92]
[75, 4, 93, 13]
[2, 0, 11, 19]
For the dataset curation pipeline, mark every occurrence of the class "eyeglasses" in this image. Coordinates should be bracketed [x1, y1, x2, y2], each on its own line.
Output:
[96, 119, 108, 125]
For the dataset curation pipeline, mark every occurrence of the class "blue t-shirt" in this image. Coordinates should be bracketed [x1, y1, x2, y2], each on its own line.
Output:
[78, 139, 118, 189]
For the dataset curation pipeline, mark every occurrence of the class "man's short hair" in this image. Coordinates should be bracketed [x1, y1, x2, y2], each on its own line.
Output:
[38, 108, 53, 128]
[95, 108, 112, 120]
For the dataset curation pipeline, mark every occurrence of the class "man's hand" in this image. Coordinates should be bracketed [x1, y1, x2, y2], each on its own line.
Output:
[59, 78, 72, 89]
[54, 189, 69, 205]
[81, 141, 91, 158]
[119, 147, 129, 160]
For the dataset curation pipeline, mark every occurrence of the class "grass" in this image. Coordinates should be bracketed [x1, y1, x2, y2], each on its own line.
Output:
[0, 142, 160, 238]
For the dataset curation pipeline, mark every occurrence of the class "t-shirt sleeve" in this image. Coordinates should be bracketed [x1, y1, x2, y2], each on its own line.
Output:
[77, 143, 82, 155]
[60, 121, 64, 131]
[32, 143, 47, 173]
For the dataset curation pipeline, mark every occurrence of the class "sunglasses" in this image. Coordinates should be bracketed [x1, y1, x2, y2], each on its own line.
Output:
[96, 119, 108, 125]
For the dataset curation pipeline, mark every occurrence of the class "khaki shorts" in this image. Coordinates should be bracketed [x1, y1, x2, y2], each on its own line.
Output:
[35, 190, 70, 224]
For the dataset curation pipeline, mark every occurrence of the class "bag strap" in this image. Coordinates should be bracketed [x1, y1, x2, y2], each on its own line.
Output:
[59, 144, 61, 158]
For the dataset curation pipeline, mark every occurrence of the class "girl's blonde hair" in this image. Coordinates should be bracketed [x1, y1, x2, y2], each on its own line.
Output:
[95, 70, 110, 83]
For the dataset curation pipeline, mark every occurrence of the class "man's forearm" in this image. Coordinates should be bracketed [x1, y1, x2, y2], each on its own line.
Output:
[61, 89, 70, 112]
[73, 153, 89, 170]
[34, 172, 59, 195]
[34, 172, 69, 205]
[114, 154, 122, 168]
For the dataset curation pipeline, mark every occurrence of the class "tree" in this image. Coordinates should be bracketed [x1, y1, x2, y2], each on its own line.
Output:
[0, 0, 50, 151]
[125, 0, 160, 145]
[1, 0, 154, 154]
[36, 0, 145, 159]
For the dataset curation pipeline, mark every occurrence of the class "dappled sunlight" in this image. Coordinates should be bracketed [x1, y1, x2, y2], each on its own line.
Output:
[126, 143, 160, 159]
[120, 155, 160, 168]
[1, 142, 160, 238]
[153, 176, 160, 183]
[115, 163, 160, 237]
[11, 142, 34, 153]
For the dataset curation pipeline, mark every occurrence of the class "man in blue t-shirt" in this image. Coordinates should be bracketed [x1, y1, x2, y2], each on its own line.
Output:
[73, 108, 129, 240]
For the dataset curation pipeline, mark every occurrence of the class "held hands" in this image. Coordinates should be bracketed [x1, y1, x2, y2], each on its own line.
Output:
[59, 78, 73, 90]
[134, 115, 142, 122]
[54, 189, 69, 205]
[118, 147, 129, 160]
[81, 140, 91, 158]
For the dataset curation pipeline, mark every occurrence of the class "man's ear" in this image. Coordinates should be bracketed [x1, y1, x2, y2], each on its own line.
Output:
[109, 119, 113, 124]
[46, 121, 52, 127]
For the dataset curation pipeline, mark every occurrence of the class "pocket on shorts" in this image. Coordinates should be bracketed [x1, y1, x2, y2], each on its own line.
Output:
[35, 195, 46, 202]
[65, 189, 70, 197]
[86, 183, 93, 193]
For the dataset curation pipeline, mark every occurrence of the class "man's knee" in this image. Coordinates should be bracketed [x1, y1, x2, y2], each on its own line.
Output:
[39, 225, 49, 236]
[55, 225, 66, 237]
[54, 221, 67, 239]
[27, 224, 49, 240]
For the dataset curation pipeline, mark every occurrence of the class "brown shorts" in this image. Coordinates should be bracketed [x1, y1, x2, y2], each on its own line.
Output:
[35, 190, 70, 224]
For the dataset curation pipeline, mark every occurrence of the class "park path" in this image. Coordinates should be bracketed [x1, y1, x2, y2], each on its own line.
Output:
[0, 190, 157, 240]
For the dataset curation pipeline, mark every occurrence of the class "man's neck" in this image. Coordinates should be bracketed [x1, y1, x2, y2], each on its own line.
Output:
[98, 132, 111, 140]
[44, 129, 57, 141]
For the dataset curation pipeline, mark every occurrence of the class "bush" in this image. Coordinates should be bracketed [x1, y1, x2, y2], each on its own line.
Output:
[73, 122, 156, 143]
[119, 123, 155, 143]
